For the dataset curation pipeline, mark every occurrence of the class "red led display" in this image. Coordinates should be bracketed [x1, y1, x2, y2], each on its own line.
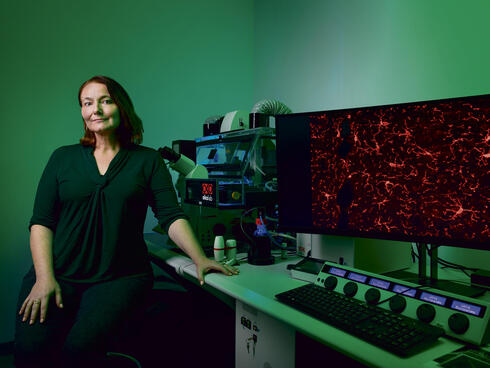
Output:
[310, 95, 489, 246]
[202, 183, 214, 196]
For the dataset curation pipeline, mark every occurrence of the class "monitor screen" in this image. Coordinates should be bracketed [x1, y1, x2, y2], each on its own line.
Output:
[276, 94, 489, 250]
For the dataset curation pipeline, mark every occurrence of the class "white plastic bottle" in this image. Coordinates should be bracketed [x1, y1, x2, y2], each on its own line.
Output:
[225, 239, 237, 264]
[214, 235, 225, 262]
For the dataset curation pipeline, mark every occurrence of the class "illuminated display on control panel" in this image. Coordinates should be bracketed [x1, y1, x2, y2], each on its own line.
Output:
[347, 272, 368, 283]
[317, 262, 488, 330]
[393, 284, 417, 297]
[420, 291, 447, 306]
[201, 183, 214, 202]
[320, 263, 486, 320]
[368, 278, 390, 290]
[185, 179, 217, 207]
[450, 300, 482, 317]
[328, 267, 347, 277]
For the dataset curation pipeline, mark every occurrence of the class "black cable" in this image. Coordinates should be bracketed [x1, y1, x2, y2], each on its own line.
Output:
[429, 250, 478, 276]
[439, 264, 472, 278]
[264, 215, 279, 222]
[240, 207, 258, 244]
[412, 244, 479, 277]
[425, 244, 477, 271]
[375, 283, 428, 307]
[409, 244, 474, 280]
[236, 255, 248, 262]
[437, 259, 478, 273]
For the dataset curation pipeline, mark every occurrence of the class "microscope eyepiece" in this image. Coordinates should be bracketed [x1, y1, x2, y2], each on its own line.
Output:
[158, 146, 181, 163]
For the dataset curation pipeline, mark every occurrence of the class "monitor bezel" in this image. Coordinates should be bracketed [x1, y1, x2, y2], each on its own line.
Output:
[275, 93, 490, 251]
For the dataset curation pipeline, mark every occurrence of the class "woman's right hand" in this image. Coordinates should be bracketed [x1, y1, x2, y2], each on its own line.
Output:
[19, 278, 63, 324]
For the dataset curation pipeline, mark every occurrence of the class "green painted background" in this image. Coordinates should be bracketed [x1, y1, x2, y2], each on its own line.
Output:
[254, 0, 490, 110]
[1, 0, 489, 343]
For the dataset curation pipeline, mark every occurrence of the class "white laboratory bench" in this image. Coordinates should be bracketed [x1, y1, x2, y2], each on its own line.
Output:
[146, 236, 489, 368]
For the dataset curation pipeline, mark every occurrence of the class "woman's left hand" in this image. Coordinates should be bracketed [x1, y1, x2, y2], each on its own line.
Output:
[195, 257, 239, 286]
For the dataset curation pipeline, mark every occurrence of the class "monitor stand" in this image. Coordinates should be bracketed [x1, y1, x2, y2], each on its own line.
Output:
[384, 243, 484, 298]
[299, 234, 412, 275]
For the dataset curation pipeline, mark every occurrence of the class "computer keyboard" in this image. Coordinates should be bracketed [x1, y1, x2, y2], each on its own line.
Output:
[275, 283, 445, 357]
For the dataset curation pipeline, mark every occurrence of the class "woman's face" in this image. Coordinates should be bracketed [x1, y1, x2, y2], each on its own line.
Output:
[80, 82, 120, 135]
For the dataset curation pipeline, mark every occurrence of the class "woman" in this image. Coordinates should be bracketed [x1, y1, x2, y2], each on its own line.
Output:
[14, 76, 238, 368]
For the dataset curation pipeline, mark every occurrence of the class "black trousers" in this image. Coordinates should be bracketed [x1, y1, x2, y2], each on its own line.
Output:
[14, 268, 153, 368]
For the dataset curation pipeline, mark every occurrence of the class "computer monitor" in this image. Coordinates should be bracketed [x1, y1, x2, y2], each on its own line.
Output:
[275, 94, 489, 255]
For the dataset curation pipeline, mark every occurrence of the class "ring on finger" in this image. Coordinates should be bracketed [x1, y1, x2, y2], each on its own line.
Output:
[32, 299, 41, 305]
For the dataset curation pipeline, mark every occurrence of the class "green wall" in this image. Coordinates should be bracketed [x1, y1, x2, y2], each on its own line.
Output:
[254, 0, 490, 110]
[0, 0, 254, 343]
[254, 0, 490, 269]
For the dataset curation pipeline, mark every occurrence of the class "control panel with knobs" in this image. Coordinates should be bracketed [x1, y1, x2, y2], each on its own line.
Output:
[314, 261, 489, 346]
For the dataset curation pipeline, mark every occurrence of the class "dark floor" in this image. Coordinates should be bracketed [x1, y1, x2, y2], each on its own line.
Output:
[117, 287, 235, 368]
[0, 354, 14, 368]
[3, 286, 235, 368]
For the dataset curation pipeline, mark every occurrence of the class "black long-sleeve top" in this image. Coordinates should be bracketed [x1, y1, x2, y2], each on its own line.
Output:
[29, 143, 187, 283]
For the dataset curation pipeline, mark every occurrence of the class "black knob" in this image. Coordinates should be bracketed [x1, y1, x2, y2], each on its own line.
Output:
[343, 282, 358, 297]
[417, 304, 436, 323]
[324, 276, 338, 290]
[389, 295, 407, 313]
[448, 313, 469, 334]
[365, 288, 381, 305]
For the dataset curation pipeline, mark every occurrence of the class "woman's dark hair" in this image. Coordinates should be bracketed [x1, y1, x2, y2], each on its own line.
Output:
[78, 76, 143, 146]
